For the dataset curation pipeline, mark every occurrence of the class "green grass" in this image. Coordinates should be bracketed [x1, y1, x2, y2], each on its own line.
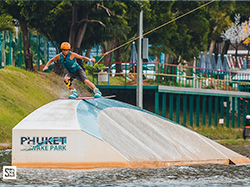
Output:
[188, 125, 244, 142]
[217, 139, 250, 146]
[0, 66, 70, 143]
[188, 125, 250, 145]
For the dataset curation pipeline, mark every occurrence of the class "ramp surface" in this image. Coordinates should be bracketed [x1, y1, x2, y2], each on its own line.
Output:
[12, 98, 250, 169]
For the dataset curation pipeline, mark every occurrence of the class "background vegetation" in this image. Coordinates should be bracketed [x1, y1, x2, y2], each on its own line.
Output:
[1, 1, 250, 71]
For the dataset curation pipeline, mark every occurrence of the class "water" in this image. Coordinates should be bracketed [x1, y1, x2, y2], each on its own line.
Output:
[0, 146, 250, 186]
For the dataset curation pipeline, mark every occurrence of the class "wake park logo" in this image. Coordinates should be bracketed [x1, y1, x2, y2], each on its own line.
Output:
[20, 136, 67, 151]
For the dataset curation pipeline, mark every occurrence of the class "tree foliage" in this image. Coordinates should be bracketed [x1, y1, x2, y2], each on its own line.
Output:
[145, 1, 176, 61]
[3, 1, 250, 69]
[0, 14, 15, 34]
[169, 2, 210, 62]
[0, 1, 41, 70]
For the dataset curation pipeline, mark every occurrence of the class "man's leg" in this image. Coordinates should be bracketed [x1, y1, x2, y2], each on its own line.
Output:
[64, 76, 78, 99]
[76, 68, 102, 98]
[64, 76, 73, 89]
[84, 79, 102, 98]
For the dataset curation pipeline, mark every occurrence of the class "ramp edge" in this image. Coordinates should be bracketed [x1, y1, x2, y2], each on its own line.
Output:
[13, 158, 250, 169]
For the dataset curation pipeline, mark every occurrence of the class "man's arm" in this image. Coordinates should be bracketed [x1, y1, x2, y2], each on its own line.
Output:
[43, 54, 60, 71]
[72, 52, 95, 63]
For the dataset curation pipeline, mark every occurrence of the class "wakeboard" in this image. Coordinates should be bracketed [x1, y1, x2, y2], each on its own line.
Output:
[59, 95, 116, 100]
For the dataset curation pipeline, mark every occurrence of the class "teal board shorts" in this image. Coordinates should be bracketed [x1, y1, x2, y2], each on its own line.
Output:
[64, 67, 88, 83]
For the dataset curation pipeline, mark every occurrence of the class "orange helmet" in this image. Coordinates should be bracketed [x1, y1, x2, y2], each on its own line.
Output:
[60, 42, 71, 50]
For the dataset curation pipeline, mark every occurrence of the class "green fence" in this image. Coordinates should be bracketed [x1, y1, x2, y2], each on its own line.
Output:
[154, 91, 250, 128]
[0, 30, 50, 70]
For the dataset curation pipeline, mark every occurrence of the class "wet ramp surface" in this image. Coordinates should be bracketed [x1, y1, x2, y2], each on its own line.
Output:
[81, 99, 249, 164]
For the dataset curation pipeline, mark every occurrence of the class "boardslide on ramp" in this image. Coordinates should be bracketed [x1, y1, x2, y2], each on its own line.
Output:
[12, 98, 250, 169]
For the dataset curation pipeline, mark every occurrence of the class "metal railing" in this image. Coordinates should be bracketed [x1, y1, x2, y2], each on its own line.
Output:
[93, 62, 250, 93]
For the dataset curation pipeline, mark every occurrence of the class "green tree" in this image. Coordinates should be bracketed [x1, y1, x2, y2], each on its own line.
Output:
[28, 1, 69, 50]
[118, 1, 150, 63]
[95, 1, 131, 71]
[233, 1, 250, 21]
[170, 2, 210, 63]
[0, 1, 41, 71]
[206, 1, 235, 56]
[29, 1, 114, 74]
[145, 1, 176, 63]
[69, 2, 109, 53]
[0, 14, 15, 33]
[79, 1, 144, 74]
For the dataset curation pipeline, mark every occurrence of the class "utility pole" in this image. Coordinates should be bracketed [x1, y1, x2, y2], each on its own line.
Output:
[137, 7, 143, 108]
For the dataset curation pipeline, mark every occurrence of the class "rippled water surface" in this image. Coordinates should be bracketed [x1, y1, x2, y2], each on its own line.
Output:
[0, 145, 250, 186]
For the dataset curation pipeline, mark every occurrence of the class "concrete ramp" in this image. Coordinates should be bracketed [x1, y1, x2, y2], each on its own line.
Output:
[12, 98, 250, 169]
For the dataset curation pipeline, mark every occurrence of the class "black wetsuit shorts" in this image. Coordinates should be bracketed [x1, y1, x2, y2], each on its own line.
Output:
[64, 67, 88, 83]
